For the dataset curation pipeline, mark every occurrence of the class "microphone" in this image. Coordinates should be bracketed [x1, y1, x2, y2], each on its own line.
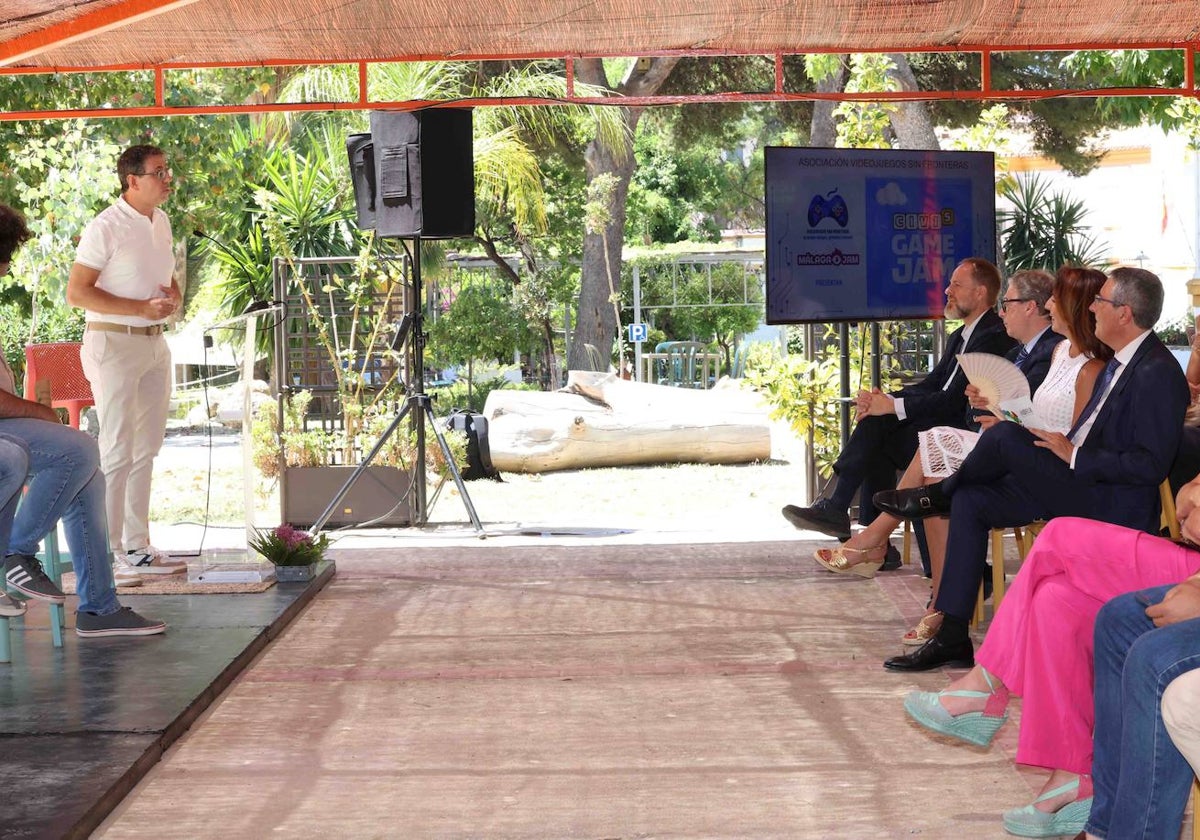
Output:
[192, 229, 274, 315]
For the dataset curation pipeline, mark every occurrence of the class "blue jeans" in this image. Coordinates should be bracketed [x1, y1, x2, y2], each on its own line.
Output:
[1085, 588, 1200, 839]
[0, 433, 30, 563]
[0, 419, 119, 616]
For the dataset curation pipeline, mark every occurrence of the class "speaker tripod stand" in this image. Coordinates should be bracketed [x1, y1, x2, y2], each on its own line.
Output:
[306, 236, 485, 539]
[306, 390, 484, 537]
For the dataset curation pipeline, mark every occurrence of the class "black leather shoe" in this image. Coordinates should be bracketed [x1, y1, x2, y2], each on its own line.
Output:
[873, 485, 951, 520]
[878, 543, 902, 571]
[884, 633, 974, 672]
[781, 501, 852, 541]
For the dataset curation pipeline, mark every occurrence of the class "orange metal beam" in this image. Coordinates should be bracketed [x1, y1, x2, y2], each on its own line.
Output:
[0, 0, 201, 67]
[1, 85, 1197, 123]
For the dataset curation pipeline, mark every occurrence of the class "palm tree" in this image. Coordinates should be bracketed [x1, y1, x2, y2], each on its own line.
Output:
[272, 60, 624, 385]
[999, 173, 1110, 272]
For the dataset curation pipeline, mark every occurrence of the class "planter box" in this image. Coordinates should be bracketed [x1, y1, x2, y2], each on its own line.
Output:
[274, 562, 319, 582]
[282, 465, 413, 528]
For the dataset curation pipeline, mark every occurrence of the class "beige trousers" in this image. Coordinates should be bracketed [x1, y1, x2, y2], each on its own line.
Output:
[80, 331, 171, 553]
[1163, 668, 1200, 777]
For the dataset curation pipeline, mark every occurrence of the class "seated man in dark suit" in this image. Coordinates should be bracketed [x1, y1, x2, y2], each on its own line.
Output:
[782, 257, 1017, 541]
[979, 268, 1062, 425]
[879, 266, 1191, 671]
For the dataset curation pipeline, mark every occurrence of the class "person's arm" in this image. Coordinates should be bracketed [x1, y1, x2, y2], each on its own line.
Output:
[1146, 575, 1200, 627]
[1177, 473, 1200, 522]
[1187, 317, 1200, 400]
[1071, 349, 1191, 484]
[0, 388, 59, 424]
[900, 323, 1015, 424]
[66, 263, 177, 320]
[1070, 358, 1104, 426]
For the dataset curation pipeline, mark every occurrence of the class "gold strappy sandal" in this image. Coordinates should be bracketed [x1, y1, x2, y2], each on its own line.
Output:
[813, 544, 886, 579]
[902, 611, 943, 646]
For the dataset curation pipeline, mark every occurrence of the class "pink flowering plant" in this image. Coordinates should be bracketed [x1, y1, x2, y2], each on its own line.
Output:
[249, 524, 330, 567]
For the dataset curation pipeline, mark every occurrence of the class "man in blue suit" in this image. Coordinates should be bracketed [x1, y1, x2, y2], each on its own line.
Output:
[782, 257, 1017, 541]
[879, 267, 1190, 670]
[991, 268, 1062, 417]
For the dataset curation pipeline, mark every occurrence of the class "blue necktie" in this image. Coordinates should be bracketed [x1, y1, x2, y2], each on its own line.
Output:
[1014, 346, 1031, 370]
[1067, 357, 1121, 442]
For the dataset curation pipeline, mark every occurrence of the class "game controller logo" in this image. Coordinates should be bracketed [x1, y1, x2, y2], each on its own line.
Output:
[808, 189, 849, 228]
[795, 248, 860, 267]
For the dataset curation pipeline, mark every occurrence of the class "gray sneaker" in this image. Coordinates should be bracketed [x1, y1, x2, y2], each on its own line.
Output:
[75, 607, 166, 638]
[0, 591, 27, 617]
[5, 554, 66, 604]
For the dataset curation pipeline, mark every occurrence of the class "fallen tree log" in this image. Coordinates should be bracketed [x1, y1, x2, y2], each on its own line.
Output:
[483, 371, 771, 473]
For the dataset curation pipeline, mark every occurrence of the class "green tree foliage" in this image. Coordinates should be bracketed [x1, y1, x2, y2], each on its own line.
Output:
[831, 54, 900, 148]
[911, 51, 1144, 175]
[3, 122, 120, 337]
[428, 280, 534, 402]
[622, 256, 762, 375]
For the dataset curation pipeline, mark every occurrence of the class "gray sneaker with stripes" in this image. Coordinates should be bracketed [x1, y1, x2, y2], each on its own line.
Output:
[5, 554, 65, 604]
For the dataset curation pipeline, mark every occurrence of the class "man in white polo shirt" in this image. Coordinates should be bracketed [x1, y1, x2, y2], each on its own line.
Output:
[67, 144, 186, 577]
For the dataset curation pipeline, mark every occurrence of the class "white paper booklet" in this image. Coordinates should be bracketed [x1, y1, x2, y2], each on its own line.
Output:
[995, 394, 1048, 429]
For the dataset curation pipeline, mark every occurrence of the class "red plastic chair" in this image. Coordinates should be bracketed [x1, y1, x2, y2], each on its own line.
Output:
[20, 342, 93, 649]
[23, 342, 94, 429]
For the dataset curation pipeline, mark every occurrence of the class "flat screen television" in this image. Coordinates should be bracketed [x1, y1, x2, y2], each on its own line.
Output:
[765, 147, 997, 324]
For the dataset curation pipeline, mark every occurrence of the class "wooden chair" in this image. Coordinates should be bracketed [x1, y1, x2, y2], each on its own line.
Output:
[22, 342, 94, 649]
[1194, 776, 1199, 840]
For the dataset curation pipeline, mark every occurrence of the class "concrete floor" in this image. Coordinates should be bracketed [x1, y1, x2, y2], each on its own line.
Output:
[87, 536, 1193, 840]
[0, 563, 333, 840]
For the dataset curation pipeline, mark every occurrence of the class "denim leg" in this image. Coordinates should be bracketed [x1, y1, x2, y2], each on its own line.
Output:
[0, 433, 30, 556]
[1086, 589, 1200, 839]
[0, 419, 119, 615]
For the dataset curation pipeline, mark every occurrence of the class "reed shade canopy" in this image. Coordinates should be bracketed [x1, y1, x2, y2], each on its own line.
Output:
[3, 0, 1200, 79]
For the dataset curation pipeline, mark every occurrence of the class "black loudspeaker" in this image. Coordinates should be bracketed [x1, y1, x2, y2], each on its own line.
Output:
[347, 109, 474, 239]
[346, 132, 376, 231]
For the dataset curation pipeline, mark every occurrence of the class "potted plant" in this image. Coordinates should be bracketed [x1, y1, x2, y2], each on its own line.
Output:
[249, 524, 331, 582]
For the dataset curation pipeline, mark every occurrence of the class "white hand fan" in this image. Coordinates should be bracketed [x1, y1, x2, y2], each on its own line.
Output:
[956, 352, 1030, 415]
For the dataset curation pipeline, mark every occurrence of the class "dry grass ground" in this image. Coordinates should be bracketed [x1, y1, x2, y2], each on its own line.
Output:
[151, 418, 812, 541]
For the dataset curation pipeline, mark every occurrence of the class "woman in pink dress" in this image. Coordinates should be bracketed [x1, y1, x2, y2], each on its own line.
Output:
[902, 478, 1200, 838]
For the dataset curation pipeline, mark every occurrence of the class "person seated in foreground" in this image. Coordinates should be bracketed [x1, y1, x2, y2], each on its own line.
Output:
[900, 474, 1200, 837]
[1076, 591, 1200, 839]
[876, 266, 1190, 671]
[1169, 318, 1200, 495]
[781, 257, 1016, 542]
[1162, 669, 1200, 788]
[816, 268, 1104, 643]
[0, 204, 163, 637]
[0, 435, 34, 619]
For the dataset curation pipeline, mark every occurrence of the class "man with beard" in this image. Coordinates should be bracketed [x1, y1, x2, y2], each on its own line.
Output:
[782, 257, 1016, 542]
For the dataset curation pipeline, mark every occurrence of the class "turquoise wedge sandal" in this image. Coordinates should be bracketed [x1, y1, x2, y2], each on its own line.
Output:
[903, 668, 1009, 747]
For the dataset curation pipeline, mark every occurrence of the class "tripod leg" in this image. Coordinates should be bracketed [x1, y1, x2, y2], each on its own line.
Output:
[307, 400, 415, 536]
[421, 401, 486, 538]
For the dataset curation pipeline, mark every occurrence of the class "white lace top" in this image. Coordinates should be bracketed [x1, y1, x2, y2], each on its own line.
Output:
[918, 339, 1093, 478]
[1031, 340, 1093, 435]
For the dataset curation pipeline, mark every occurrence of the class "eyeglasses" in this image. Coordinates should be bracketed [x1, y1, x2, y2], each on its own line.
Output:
[1000, 297, 1030, 312]
[1093, 293, 1127, 308]
[135, 167, 172, 181]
